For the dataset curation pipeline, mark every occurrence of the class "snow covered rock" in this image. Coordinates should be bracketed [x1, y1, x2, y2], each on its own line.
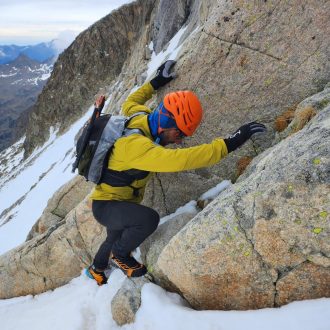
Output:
[0, 198, 104, 299]
[111, 276, 150, 326]
[157, 99, 330, 310]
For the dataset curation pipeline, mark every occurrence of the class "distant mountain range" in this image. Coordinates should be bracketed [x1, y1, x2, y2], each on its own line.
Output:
[0, 40, 60, 64]
[0, 53, 55, 151]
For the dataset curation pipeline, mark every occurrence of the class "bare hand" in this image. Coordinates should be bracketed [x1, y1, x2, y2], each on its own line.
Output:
[95, 95, 106, 109]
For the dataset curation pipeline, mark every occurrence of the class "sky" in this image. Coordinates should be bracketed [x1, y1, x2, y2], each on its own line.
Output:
[0, 0, 134, 46]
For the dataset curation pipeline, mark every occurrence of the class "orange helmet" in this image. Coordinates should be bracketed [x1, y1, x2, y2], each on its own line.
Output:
[163, 91, 203, 136]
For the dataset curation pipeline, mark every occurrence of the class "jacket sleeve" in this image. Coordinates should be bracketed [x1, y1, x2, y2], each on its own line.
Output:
[123, 135, 229, 172]
[122, 82, 155, 117]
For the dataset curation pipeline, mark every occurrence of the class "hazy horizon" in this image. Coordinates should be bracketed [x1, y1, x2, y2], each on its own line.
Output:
[0, 0, 133, 46]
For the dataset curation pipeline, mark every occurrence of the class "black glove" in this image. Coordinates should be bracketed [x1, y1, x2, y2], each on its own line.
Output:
[224, 122, 267, 153]
[150, 60, 176, 90]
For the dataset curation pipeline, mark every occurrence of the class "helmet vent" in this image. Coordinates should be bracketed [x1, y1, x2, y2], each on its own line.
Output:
[163, 90, 203, 136]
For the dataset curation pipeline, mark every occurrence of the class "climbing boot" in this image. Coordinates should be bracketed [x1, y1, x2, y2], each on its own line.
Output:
[111, 254, 147, 277]
[85, 265, 108, 285]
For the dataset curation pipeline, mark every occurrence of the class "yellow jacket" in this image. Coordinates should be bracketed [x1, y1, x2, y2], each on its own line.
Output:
[90, 82, 228, 203]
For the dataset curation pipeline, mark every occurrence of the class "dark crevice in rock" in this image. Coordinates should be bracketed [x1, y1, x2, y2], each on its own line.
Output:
[182, 0, 192, 27]
[71, 210, 93, 262]
[318, 251, 330, 259]
[250, 139, 262, 156]
[275, 261, 309, 281]
[65, 238, 93, 265]
[64, 237, 90, 265]
[21, 219, 66, 257]
[50, 211, 65, 219]
[50, 180, 81, 219]
[273, 260, 309, 306]
[155, 173, 169, 214]
[233, 194, 277, 306]
[225, 42, 235, 58]
[16, 246, 45, 284]
[18, 250, 30, 276]
[273, 269, 280, 306]
[64, 237, 76, 255]
[203, 30, 283, 62]
[31, 248, 49, 290]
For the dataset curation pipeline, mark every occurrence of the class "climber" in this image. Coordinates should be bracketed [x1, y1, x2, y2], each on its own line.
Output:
[86, 60, 267, 285]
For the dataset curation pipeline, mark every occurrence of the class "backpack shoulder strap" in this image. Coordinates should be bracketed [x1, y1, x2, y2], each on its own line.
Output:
[124, 111, 149, 126]
[123, 111, 148, 137]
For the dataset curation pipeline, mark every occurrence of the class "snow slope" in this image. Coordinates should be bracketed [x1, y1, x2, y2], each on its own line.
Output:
[0, 269, 329, 330]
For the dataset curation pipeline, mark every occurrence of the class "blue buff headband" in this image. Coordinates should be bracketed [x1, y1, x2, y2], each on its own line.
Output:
[148, 102, 177, 144]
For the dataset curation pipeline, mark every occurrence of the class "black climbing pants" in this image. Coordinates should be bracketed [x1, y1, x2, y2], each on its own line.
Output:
[92, 200, 160, 270]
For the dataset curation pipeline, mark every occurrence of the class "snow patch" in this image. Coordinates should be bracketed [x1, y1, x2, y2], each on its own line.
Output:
[146, 26, 188, 79]
[0, 72, 17, 78]
[159, 200, 198, 225]
[0, 271, 329, 330]
[199, 180, 232, 200]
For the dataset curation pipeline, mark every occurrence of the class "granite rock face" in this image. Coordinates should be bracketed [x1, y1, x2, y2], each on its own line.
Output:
[22, 0, 330, 216]
[157, 100, 330, 310]
[148, 0, 330, 215]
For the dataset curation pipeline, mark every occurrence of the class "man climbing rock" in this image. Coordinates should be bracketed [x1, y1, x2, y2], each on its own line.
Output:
[86, 60, 266, 285]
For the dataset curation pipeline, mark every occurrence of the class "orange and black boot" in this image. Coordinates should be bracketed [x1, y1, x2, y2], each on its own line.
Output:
[111, 254, 147, 277]
[85, 265, 108, 285]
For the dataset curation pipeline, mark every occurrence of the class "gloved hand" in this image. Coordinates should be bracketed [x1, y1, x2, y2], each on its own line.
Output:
[224, 122, 267, 153]
[150, 60, 176, 90]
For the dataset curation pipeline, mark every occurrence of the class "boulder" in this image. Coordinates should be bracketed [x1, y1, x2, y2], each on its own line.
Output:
[27, 176, 94, 240]
[0, 198, 105, 299]
[140, 212, 197, 289]
[111, 276, 150, 326]
[157, 97, 330, 309]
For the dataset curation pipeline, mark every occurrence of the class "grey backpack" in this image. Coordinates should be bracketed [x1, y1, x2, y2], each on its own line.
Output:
[72, 112, 148, 187]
